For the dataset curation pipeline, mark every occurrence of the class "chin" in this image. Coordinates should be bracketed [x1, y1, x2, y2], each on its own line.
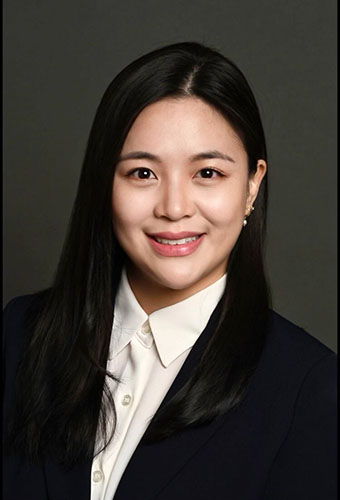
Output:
[149, 265, 204, 291]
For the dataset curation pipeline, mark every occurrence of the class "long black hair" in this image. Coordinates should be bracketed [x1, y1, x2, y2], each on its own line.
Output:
[5, 41, 270, 466]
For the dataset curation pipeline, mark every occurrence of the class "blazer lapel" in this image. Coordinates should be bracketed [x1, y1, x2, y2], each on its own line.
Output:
[114, 301, 226, 500]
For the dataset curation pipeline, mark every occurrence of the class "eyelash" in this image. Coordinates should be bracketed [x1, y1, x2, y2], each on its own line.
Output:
[127, 167, 224, 180]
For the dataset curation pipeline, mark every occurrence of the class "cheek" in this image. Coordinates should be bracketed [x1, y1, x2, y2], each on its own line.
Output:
[111, 182, 151, 234]
[199, 183, 247, 227]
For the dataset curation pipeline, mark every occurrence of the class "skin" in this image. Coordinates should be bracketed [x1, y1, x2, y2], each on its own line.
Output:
[112, 97, 266, 314]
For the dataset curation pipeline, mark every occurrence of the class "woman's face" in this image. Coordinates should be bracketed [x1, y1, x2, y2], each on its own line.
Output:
[112, 97, 266, 295]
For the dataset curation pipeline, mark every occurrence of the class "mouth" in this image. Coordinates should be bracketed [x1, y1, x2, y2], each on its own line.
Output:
[146, 232, 205, 256]
[151, 234, 202, 245]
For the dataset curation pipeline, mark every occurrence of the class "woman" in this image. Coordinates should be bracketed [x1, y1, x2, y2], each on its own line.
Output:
[3, 42, 337, 500]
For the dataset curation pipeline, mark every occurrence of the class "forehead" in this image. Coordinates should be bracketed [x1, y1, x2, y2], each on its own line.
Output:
[121, 97, 245, 156]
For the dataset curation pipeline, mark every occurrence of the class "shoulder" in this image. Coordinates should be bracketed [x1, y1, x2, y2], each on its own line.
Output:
[3, 293, 38, 322]
[254, 309, 337, 413]
[3, 292, 45, 332]
[260, 312, 337, 498]
[266, 309, 336, 366]
[3, 291, 49, 359]
[3, 291, 49, 321]
[247, 309, 337, 414]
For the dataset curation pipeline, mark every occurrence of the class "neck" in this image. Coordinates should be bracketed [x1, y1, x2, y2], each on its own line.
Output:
[126, 263, 225, 315]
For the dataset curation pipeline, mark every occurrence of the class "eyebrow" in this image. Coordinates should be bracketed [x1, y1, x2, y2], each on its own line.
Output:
[117, 149, 235, 163]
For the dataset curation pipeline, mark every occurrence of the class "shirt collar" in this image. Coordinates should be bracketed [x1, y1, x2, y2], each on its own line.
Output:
[109, 270, 148, 357]
[110, 269, 226, 367]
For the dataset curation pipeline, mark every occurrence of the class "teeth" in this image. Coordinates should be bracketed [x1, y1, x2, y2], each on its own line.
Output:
[154, 235, 200, 245]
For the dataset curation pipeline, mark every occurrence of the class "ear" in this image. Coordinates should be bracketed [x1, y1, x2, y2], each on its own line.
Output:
[246, 160, 267, 209]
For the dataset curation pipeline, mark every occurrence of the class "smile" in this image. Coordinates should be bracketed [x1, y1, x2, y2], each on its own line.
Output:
[147, 233, 205, 257]
[154, 235, 200, 245]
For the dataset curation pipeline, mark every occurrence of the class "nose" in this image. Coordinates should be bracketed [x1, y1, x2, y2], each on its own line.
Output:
[153, 178, 195, 221]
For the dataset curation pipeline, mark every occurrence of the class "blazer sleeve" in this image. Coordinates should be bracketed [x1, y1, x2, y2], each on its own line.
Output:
[263, 353, 337, 500]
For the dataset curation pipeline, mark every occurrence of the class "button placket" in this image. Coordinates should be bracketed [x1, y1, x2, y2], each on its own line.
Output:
[141, 320, 151, 335]
[92, 469, 104, 483]
[110, 329, 153, 463]
[136, 320, 154, 349]
[121, 394, 132, 406]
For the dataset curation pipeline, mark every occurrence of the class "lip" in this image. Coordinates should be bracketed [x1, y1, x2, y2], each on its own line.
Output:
[148, 231, 203, 239]
[147, 233, 205, 257]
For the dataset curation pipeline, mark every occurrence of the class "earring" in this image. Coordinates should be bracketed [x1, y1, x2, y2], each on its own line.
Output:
[243, 205, 254, 227]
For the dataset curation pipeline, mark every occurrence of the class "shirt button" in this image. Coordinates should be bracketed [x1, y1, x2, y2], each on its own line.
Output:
[121, 394, 132, 406]
[92, 470, 104, 483]
[141, 321, 151, 334]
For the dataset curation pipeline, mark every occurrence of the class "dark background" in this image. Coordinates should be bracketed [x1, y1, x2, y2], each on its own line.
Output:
[3, 0, 337, 351]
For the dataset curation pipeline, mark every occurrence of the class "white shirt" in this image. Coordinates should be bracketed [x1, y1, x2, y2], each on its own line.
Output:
[91, 270, 227, 500]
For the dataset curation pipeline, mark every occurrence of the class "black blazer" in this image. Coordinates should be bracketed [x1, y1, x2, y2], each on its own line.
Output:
[3, 295, 337, 500]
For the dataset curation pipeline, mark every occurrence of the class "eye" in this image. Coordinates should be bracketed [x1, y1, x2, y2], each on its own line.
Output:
[195, 168, 223, 179]
[128, 168, 156, 180]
